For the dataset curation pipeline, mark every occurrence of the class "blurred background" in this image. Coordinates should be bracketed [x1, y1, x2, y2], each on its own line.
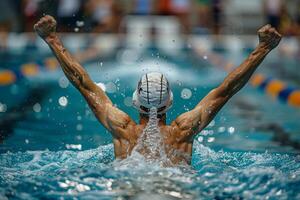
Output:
[1, 0, 300, 35]
[0, 0, 300, 153]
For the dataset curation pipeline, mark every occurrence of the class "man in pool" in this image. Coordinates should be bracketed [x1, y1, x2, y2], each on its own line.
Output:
[34, 15, 281, 165]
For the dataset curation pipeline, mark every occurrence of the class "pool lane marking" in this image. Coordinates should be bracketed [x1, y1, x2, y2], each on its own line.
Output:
[0, 48, 98, 87]
[0, 70, 17, 85]
[194, 47, 300, 108]
[0, 57, 60, 86]
[21, 63, 40, 77]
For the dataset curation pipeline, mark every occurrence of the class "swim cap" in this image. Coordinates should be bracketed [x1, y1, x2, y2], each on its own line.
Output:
[132, 72, 173, 114]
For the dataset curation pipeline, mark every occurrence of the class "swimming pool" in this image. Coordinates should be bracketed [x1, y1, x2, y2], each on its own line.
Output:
[1, 39, 300, 199]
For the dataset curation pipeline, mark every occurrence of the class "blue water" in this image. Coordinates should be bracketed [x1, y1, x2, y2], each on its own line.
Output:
[1, 49, 300, 199]
[1, 142, 300, 199]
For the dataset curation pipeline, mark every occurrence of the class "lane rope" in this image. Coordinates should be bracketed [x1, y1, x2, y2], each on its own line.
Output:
[0, 47, 100, 87]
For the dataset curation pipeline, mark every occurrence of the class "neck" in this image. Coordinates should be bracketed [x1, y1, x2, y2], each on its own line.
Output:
[139, 113, 166, 126]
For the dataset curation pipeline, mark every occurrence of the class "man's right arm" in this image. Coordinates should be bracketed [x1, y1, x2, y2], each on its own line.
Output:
[34, 15, 135, 136]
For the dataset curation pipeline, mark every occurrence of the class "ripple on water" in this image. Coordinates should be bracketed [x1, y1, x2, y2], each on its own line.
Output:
[0, 142, 300, 199]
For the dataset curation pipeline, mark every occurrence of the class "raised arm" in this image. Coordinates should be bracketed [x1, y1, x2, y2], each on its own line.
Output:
[172, 24, 282, 141]
[34, 15, 135, 137]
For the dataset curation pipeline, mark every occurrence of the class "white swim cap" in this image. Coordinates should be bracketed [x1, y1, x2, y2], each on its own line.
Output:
[132, 72, 173, 114]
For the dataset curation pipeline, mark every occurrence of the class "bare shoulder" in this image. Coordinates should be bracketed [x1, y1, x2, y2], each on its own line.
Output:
[106, 105, 133, 128]
[169, 107, 202, 142]
[171, 107, 202, 131]
[106, 104, 136, 138]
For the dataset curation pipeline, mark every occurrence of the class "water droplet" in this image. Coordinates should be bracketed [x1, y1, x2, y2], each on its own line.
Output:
[218, 126, 226, 133]
[58, 96, 68, 107]
[76, 124, 83, 131]
[203, 55, 208, 60]
[76, 21, 84, 27]
[105, 82, 117, 93]
[96, 82, 106, 91]
[0, 103, 7, 112]
[198, 136, 204, 142]
[33, 103, 41, 112]
[181, 88, 192, 99]
[124, 97, 133, 107]
[207, 137, 215, 143]
[65, 144, 82, 150]
[59, 77, 69, 88]
[74, 27, 79, 32]
[228, 126, 235, 134]
[76, 135, 82, 140]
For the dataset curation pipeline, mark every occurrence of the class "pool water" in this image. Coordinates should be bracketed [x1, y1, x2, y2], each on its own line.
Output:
[1, 49, 300, 199]
[2, 142, 300, 199]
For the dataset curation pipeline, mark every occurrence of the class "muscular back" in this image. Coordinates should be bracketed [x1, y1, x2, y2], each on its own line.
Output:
[113, 122, 194, 165]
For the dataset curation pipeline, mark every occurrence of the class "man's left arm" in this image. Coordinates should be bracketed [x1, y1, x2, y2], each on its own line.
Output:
[172, 24, 282, 141]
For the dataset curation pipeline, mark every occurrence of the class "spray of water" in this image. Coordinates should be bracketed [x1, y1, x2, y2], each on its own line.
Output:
[127, 107, 172, 166]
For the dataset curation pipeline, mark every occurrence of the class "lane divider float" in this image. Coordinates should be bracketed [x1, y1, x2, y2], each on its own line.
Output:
[0, 58, 59, 86]
[0, 47, 100, 87]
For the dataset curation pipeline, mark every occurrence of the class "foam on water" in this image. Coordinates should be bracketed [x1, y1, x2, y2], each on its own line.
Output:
[1, 140, 300, 199]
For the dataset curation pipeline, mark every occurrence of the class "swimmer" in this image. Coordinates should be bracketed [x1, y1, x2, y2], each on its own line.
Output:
[34, 15, 281, 165]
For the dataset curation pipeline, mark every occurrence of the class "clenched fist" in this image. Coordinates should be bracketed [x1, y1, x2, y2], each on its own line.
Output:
[258, 24, 282, 50]
[34, 15, 57, 39]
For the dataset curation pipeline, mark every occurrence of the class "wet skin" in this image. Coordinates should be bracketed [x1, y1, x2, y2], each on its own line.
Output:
[34, 15, 282, 165]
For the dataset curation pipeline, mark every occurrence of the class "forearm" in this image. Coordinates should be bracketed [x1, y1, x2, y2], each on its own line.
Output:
[45, 34, 91, 89]
[220, 44, 271, 96]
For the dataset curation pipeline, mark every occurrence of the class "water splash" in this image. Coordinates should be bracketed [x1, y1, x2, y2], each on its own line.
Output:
[1, 142, 299, 199]
[128, 107, 172, 166]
